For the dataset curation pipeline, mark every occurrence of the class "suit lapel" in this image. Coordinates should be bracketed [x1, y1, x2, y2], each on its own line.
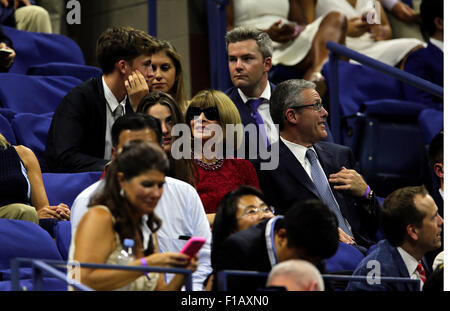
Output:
[279, 140, 320, 198]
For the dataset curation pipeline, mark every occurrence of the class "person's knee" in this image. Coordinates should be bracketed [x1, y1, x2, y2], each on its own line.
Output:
[2, 204, 39, 224]
[324, 11, 347, 32]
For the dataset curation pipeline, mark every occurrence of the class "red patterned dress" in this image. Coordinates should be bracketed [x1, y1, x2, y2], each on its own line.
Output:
[195, 158, 260, 214]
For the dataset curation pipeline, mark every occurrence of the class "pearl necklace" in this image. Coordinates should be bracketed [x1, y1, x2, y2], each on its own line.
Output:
[195, 158, 224, 171]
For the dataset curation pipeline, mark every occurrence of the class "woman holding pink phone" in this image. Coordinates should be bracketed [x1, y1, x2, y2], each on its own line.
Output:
[68, 141, 198, 291]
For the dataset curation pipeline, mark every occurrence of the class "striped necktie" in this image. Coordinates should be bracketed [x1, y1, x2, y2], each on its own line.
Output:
[306, 148, 353, 236]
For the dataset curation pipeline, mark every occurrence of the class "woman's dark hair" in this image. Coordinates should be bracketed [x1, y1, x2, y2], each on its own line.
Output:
[137, 91, 198, 187]
[89, 140, 169, 255]
[211, 185, 266, 269]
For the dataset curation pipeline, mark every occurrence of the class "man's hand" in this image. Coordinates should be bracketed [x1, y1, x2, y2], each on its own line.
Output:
[329, 166, 368, 198]
[390, 2, 419, 23]
[125, 70, 149, 112]
[338, 228, 355, 245]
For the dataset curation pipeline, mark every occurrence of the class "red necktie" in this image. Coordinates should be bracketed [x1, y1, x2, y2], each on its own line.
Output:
[416, 261, 426, 283]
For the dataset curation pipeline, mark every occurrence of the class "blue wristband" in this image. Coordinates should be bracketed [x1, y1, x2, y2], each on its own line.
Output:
[363, 185, 371, 198]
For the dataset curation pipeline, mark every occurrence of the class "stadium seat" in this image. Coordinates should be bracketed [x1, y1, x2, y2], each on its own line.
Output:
[2, 26, 85, 74]
[11, 112, 53, 160]
[418, 108, 443, 145]
[353, 99, 432, 197]
[325, 242, 365, 273]
[54, 221, 72, 261]
[41, 171, 102, 207]
[27, 62, 102, 82]
[0, 73, 81, 114]
[0, 219, 63, 286]
[0, 112, 16, 145]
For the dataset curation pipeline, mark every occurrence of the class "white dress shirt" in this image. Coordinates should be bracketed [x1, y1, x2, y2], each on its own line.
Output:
[429, 38, 444, 52]
[397, 246, 424, 290]
[102, 76, 126, 160]
[70, 177, 212, 291]
[238, 81, 279, 144]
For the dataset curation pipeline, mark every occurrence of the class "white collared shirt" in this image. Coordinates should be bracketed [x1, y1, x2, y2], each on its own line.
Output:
[102, 76, 127, 160]
[397, 246, 423, 290]
[238, 81, 279, 144]
[429, 38, 444, 52]
[280, 136, 312, 179]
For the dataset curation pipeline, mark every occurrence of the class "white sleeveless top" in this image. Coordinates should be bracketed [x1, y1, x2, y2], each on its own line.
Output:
[67, 205, 159, 291]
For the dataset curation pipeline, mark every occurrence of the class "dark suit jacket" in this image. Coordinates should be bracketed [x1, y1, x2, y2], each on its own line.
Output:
[226, 83, 334, 161]
[213, 218, 330, 291]
[403, 42, 443, 109]
[257, 140, 380, 248]
[225, 83, 276, 160]
[43, 76, 133, 173]
[346, 239, 429, 291]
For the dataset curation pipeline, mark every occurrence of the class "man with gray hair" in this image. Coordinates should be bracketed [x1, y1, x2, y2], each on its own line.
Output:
[225, 26, 278, 158]
[266, 259, 325, 291]
[257, 79, 380, 252]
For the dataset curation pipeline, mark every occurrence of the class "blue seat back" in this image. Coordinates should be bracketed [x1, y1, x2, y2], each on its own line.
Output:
[0, 74, 81, 114]
[325, 242, 365, 273]
[0, 219, 63, 271]
[42, 171, 102, 207]
[418, 108, 443, 145]
[3, 26, 85, 74]
[54, 221, 72, 261]
[11, 112, 53, 159]
[27, 62, 102, 82]
[0, 112, 16, 145]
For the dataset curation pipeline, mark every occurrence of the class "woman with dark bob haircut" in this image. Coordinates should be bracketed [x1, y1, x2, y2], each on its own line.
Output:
[205, 185, 274, 290]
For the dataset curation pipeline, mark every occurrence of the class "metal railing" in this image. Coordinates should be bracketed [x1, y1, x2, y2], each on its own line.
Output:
[10, 258, 193, 291]
[216, 269, 420, 291]
[326, 41, 443, 144]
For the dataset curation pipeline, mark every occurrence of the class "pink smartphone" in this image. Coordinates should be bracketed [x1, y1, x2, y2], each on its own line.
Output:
[179, 237, 206, 258]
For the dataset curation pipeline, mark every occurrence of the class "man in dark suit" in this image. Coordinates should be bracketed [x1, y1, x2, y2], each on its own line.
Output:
[43, 26, 157, 173]
[402, 0, 443, 109]
[347, 185, 443, 291]
[224, 26, 277, 159]
[213, 199, 339, 291]
[258, 79, 380, 250]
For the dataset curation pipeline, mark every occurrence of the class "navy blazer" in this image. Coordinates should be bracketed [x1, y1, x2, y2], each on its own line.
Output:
[225, 83, 276, 159]
[257, 140, 380, 248]
[403, 42, 443, 109]
[43, 76, 133, 173]
[346, 239, 429, 291]
[213, 219, 330, 291]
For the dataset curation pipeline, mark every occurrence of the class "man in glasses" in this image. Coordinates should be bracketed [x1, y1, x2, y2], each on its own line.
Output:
[43, 26, 157, 173]
[258, 79, 380, 252]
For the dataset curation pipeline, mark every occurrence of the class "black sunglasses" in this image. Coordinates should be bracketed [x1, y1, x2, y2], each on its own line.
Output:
[186, 106, 220, 121]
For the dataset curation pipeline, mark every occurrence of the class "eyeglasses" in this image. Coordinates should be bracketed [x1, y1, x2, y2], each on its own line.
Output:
[238, 205, 275, 218]
[186, 106, 220, 122]
[290, 101, 323, 112]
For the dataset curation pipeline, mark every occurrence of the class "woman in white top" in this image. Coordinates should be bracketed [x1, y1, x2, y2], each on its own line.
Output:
[69, 140, 198, 290]
[226, 0, 347, 81]
[315, 0, 424, 67]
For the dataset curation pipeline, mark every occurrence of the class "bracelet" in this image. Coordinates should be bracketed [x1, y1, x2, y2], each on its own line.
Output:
[140, 257, 147, 266]
[140, 257, 151, 280]
[363, 185, 371, 198]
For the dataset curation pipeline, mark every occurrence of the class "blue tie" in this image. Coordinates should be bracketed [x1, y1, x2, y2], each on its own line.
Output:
[247, 98, 270, 147]
[306, 149, 353, 237]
